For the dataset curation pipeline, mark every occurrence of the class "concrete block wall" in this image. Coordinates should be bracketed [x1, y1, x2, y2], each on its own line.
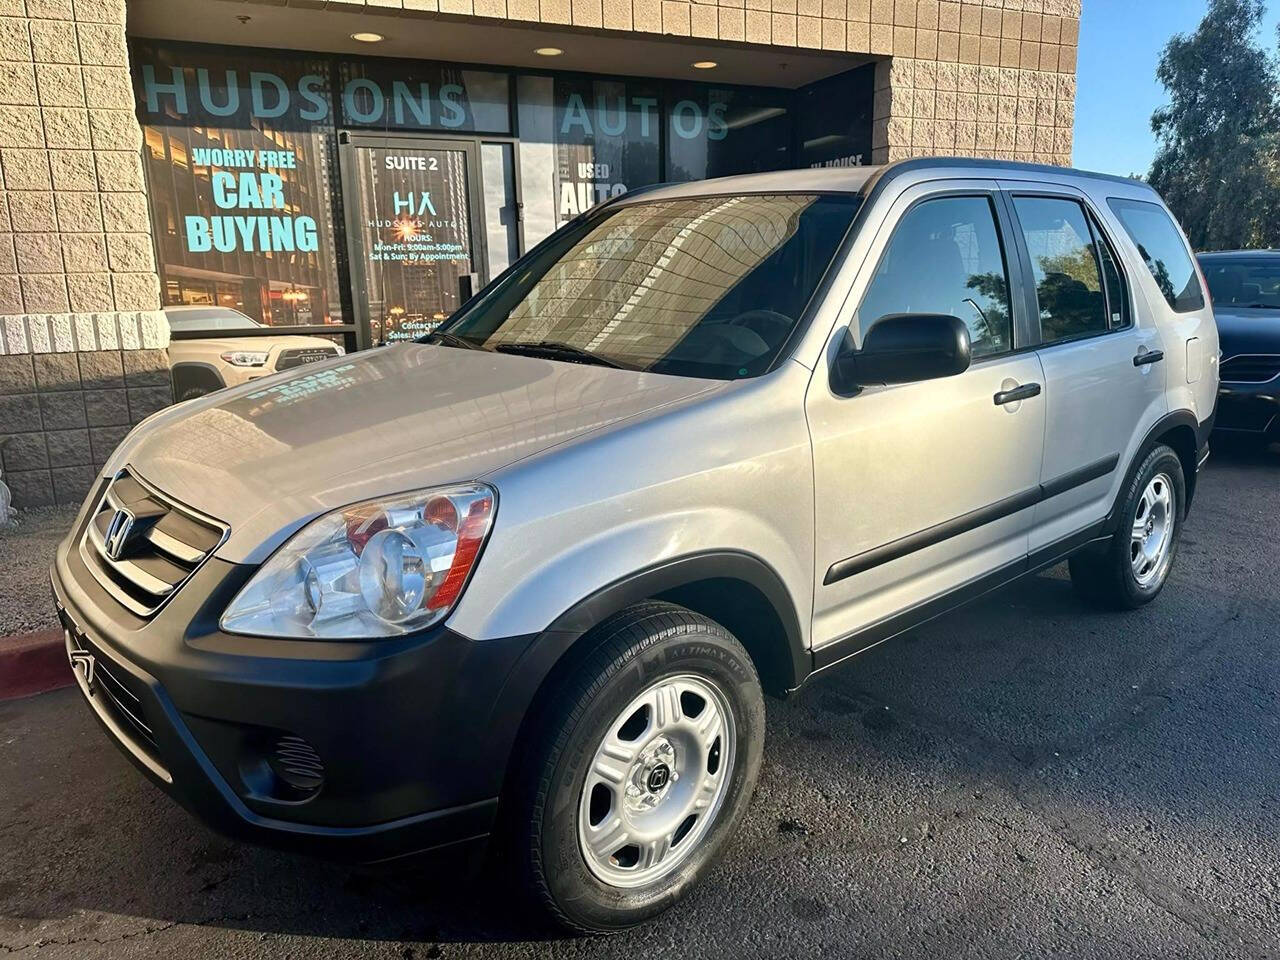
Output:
[0, 312, 170, 507]
[0, 0, 166, 508]
[232, 0, 1081, 165]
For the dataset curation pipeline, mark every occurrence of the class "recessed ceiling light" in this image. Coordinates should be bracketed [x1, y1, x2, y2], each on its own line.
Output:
[692, 60, 718, 69]
[350, 32, 384, 43]
[534, 47, 564, 56]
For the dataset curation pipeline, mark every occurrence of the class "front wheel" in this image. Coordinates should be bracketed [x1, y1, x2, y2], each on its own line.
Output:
[1069, 443, 1185, 609]
[513, 602, 765, 933]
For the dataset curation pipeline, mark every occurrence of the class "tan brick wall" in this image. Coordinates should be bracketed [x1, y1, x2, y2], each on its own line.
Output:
[0, 0, 167, 509]
[0, 0, 159, 323]
[224, 0, 1080, 166]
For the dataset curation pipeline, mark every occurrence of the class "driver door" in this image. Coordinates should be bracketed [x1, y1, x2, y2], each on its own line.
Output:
[805, 181, 1046, 659]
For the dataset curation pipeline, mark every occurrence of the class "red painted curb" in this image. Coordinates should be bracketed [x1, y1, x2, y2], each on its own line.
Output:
[0, 628, 72, 701]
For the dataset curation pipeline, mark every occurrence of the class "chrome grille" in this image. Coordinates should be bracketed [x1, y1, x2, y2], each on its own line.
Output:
[1220, 354, 1280, 384]
[80, 469, 227, 617]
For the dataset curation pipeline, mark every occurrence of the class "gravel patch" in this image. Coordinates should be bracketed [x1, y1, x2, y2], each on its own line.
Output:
[0, 505, 78, 637]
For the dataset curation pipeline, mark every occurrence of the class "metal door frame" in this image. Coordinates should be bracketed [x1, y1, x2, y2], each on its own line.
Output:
[338, 131, 490, 350]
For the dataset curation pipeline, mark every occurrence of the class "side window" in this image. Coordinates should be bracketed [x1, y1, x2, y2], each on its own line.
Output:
[1012, 196, 1108, 343]
[1088, 213, 1131, 329]
[859, 196, 1013, 358]
[1107, 198, 1205, 312]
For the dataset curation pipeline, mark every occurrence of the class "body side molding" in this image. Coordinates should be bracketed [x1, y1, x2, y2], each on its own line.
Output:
[823, 454, 1119, 586]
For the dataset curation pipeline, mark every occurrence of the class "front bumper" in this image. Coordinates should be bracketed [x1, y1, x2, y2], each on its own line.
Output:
[1215, 383, 1280, 437]
[51, 504, 542, 865]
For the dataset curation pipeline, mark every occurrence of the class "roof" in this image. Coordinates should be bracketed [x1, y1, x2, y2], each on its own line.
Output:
[618, 156, 1153, 206]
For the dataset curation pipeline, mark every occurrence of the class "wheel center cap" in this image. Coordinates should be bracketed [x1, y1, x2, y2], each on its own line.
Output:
[646, 763, 671, 792]
[624, 737, 677, 812]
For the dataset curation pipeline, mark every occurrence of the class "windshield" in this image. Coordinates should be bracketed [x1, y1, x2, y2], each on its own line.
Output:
[166, 307, 263, 331]
[432, 194, 859, 379]
[1199, 256, 1280, 309]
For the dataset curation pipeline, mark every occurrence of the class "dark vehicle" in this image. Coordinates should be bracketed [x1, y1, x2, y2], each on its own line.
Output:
[1197, 251, 1280, 445]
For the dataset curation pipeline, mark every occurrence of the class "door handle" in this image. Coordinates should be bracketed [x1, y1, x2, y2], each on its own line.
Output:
[1134, 349, 1164, 367]
[994, 383, 1041, 405]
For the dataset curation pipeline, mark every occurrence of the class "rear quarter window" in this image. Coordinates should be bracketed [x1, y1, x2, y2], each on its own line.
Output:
[1106, 198, 1205, 313]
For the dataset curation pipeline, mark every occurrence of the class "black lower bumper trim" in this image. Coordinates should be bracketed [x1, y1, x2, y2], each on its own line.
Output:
[50, 547, 537, 865]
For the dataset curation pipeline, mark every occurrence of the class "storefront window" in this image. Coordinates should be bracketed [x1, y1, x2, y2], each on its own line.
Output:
[133, 41, 345, 325]
[516, 74, 662, 244]
[338, 58, 509, 133]
[132, 42, 876, 349]
[795, 65, 876, 169]
[665, 84, 792, 182]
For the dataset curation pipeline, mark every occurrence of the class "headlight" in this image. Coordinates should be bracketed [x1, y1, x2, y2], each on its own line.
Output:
[220, 349, 269, 367]
[220, 483, 495, 639]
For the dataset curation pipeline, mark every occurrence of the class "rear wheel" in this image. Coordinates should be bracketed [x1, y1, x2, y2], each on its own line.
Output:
[1069, 443, 1184, 609]
[512, 602, 764, 933]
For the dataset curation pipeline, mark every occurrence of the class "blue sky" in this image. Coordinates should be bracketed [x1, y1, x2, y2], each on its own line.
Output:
[1074, 0, 1280, 175]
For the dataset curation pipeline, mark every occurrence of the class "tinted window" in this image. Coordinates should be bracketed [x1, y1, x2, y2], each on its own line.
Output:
[1013, 197, 1107, 343]
[795, 65, 876, 169]
[1198, 256, 1280, 309]
[1108, 198, 1205, 312]
[440, 194, 858, 380]
[1090, 213, 1130, 329]
[859, 196, 1013, 358]
[665, 84, 791, 182]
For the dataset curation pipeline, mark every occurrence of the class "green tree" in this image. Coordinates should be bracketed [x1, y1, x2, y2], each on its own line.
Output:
[1149, 0, 1280, 251]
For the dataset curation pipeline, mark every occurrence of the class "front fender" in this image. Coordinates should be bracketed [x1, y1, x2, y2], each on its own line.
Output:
[449, 504, 812, 648]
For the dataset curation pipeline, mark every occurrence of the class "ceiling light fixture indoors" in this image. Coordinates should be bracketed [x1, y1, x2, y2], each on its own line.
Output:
[350, 32, 385, 42]
[534, 47, 564, 56]
[691, 60, 718, 69]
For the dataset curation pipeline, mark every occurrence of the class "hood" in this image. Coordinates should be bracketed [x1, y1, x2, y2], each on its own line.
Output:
[111, 344, 721, 563]
[1214, 306, 1280, 355]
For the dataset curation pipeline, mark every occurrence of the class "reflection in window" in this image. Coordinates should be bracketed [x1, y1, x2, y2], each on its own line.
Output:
[1092, 215, 1130, 328]
[859, 196, 1012, 358]
[1108, 198, 1205, 313]
[446, 195, 858, 380]
[1013, 197, 1107, 343]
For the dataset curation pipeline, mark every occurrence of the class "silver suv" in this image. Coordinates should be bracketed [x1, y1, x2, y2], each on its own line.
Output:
[53, 159, 1218, 932]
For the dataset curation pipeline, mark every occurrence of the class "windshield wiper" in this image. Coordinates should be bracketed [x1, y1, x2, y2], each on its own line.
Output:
[493, 340, 631, 369]
[421, 330, 484, 350]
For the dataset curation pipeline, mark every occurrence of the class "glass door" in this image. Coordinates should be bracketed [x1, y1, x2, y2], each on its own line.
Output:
[341, 134, 488, 347]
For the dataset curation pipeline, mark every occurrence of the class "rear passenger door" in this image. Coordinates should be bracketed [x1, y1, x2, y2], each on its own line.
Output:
[1001, 185, 1168, 556]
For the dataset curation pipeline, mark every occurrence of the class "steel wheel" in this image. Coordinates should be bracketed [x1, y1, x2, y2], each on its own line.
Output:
[1130, 471, 1175, 587]
[577, 674, 736, 889]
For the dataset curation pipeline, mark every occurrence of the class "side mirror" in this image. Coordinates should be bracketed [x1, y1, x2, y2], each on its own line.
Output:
[833, 313, 972, 391]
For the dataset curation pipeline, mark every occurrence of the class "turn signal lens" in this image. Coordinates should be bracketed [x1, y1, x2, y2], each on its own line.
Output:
[220, 484, 495, 639]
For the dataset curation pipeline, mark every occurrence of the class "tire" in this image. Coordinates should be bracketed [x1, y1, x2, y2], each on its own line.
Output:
[511, 601, 765, 934]
[178, 385, 211, 401]
[1068, 443, 1185, 610]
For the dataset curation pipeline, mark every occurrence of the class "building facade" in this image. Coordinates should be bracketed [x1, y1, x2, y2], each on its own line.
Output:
[0, 0, 1081, 507]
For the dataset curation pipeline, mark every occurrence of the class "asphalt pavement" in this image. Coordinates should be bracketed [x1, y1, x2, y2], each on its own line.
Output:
[1, 444, 1277, 959]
